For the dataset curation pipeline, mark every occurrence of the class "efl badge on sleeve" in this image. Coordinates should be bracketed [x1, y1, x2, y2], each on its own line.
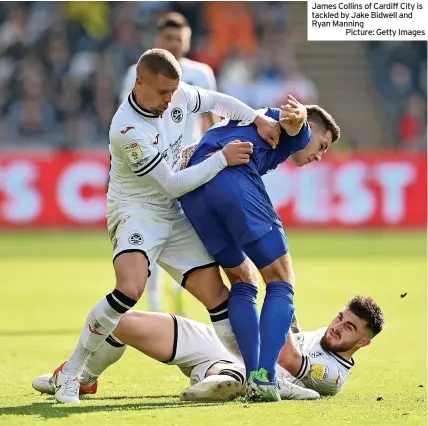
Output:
[124, 142, 144, 165]
[311, 364, 327, 381]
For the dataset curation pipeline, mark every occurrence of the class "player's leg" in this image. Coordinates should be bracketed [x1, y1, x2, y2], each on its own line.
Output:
[157, 215, 240, 358]
[78, 311, 176, 388]
[32, 311, 176, 396]
[215, 248, 261, 380]
[242, 225, 295, 401]
[180, 361, 246, 401]
[180, 174, 267, 380]
[53, 211, 166, 403]
[145, 264, 163, 312]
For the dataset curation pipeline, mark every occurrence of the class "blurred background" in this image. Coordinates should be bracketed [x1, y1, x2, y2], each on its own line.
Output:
[0, 1, 425, 149]
[0, 1, 426, 310]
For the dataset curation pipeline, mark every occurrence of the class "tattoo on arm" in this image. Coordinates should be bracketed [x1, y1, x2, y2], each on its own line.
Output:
[180, 143, 198, 170]
[291, 313, 302, 333]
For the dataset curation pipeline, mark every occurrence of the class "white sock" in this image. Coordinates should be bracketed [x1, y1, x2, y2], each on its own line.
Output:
[82, 335, 127, 385]
[208, 300, 243, 361]
[63, 289, 136, 376]
[146, 264, 162, 312]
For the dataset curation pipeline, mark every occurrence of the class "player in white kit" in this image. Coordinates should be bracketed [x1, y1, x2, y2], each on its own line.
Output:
[33, 296, 384, 401]
[52, 48, 281, 404]
[119, 13, 218, 313]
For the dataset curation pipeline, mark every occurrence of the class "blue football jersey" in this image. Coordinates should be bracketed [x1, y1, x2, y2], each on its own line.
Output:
[188, 107, 311, 175]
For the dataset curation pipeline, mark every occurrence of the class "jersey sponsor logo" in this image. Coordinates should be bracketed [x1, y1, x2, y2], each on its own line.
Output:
[171, 107, 183, 123]
[153, 134, 160, 145]
[120, 126, 135, 134]
[310, 364, 328, 381]
[128, 232, 143, 245]
[237, 119, 253, 127]
[124, 142, 144, 165]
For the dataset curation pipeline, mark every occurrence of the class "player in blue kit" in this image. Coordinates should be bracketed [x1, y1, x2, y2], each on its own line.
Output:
[179, 95, 340, 402]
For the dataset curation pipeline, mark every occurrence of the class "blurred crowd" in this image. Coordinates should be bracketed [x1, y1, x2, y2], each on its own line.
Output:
[0, 2, 425, 149]
[368, 41, 427, 151]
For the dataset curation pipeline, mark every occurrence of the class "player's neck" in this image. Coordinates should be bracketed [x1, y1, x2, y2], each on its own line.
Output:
[334, 348, 356, 361]
[132, 89, 152, 114]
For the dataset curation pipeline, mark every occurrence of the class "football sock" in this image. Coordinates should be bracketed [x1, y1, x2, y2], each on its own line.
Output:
[259, 281, 294, 381]
[208, 300, 242, 360]
[82, 335, 127, 385]
[228, 282, 260, 378]
[146, 265, 162, 312]
[63, 289, 136, 376]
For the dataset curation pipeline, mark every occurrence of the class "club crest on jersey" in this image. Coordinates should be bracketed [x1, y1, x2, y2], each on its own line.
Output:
[171, 107, 183, 123]
[128, 233, 143, 245]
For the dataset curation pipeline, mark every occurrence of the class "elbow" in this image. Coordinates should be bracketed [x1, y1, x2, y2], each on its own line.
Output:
[161, 186, 184, 200]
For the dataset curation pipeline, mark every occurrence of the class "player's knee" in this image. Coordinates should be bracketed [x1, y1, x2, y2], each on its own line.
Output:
[260, 253, 295, 285]
[224, 258, 259, 286]
[117, 310, 144, 331]
[115, 281, 145, 301]
[114, 252, 149, 300]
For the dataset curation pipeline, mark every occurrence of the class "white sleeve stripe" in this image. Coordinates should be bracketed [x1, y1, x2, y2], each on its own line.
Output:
[136, 155, 163, 177]
[133, 152, 161, 174]
[192, 86, 201, 113]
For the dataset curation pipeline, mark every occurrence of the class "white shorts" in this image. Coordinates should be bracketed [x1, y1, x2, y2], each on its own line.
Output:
[107, 202, 217, 285]
[167, 315, 241, 385]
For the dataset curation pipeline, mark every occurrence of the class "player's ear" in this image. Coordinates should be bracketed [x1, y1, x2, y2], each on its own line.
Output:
[308, 121, 313, 129]
[356, 338, 371, 349]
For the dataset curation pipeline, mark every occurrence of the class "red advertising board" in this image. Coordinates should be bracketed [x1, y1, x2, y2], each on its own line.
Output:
[0, 150, 425, 228]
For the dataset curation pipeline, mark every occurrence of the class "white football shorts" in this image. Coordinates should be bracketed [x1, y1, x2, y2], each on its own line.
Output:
[107, 200, 217, 285]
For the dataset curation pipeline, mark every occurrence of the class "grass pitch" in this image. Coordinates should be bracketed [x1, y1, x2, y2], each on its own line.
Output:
[0, 231, 426, 426]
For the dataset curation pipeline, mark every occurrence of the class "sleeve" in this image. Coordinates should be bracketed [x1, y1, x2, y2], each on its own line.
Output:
[298, 359, 344, 396]
[119, 65, 137, 103]
[288, 122, 311, 155]
[111, 126, 162, 176]
[181, 82, 258, 122]
[112, 126, 227, 199]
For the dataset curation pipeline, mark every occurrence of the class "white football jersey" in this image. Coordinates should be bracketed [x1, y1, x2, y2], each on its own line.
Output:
[120, 57, 216, 147]
[108, 82, 204, 214]
[277, 328, 354, 396]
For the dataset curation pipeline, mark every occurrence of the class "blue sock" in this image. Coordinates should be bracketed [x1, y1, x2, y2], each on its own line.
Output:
[259, 282, 295, 381]
[228, 282, 259, 379]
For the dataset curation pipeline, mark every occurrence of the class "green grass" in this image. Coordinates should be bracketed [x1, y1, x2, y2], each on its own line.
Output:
[0, 231, 426, 426]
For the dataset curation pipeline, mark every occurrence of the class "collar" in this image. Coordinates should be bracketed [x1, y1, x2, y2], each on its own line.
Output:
[128, 91, 159, 118]
[327, 351, 355, 370]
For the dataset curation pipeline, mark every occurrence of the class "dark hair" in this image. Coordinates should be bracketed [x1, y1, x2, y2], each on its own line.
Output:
[306, 105, 340, 143]
[346, 296, 385, 337]
[137, 48, 181, 80]
[157, 12, 190, 31]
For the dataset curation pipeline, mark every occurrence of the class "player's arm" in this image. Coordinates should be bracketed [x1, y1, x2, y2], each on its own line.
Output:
[278, 331, 310, 379]
[113, 127, 253, 199]
[182, 83, 280, 148]
[291, 313, 302, 333]
[201, 65, 220, 131]
[279, 95, 307, 136]
[279, 331, 344, 396]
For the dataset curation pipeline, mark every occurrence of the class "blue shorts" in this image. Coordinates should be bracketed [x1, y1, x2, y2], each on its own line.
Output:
[179, 167, 288, 269]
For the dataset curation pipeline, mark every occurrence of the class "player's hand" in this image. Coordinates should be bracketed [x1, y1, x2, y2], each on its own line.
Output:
[253, 115, 281, 149]
[279, 95, 307, 130]
[222, 140, 253, 166]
